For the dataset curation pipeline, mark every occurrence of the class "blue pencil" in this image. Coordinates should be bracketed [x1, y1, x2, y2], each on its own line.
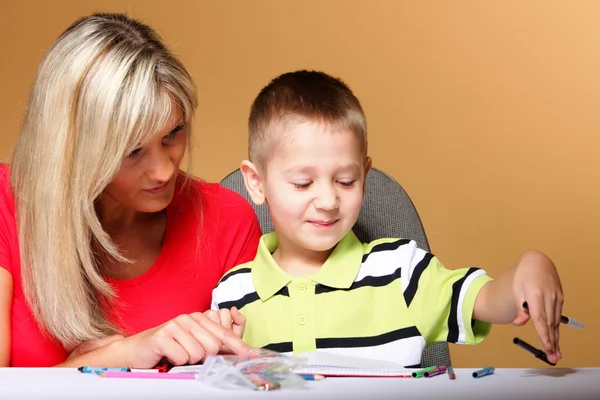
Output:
[298, 373, 326, 381]
[78, 366, 130, 374]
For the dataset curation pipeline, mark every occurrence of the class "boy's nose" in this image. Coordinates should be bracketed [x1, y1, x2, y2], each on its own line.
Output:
[313, 185, 339, 211]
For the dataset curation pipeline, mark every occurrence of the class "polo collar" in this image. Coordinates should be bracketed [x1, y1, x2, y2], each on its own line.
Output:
[253, 231, 364, 301]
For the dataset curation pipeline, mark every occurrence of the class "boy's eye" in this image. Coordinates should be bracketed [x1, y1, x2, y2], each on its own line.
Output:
[127, 148, 142, 159]
[292, 182, 311, 189]
[338, 180, 356, 187]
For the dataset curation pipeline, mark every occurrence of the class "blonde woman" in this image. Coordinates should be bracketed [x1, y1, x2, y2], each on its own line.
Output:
[0, 13, 261, 368]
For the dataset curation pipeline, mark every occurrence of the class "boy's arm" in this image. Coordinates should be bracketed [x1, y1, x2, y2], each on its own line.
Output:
[403, 247, 492, 347]
[474, 250, 563, 364]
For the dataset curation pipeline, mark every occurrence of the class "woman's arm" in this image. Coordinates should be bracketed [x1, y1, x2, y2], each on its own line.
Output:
[0, 268, 13, 367]
[56, 311, 251, 368]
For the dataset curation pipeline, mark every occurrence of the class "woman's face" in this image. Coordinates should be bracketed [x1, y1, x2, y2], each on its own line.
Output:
[99, 107, 188, 214]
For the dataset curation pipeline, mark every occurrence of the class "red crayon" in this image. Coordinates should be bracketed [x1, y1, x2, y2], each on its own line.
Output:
[447, 366, 456, 380]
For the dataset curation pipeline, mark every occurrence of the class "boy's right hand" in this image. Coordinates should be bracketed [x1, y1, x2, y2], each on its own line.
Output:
[120, 310, 252, 368]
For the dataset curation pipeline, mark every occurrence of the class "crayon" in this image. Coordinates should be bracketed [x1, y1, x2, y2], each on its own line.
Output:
[522, 302, 584, 329]
[513, 337, 556, 366]
[472, 366, 494, 378]
[411, 365, 437, 378]
[424, 365, 447, 378]
[298, 374, 326, 381]
[78, 366, 130, 374]
[447, 365, 456, 380]
[99, 371, 197, 380]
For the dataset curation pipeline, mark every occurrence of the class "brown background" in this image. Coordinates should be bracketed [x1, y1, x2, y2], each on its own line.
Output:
[1, 1, 598, 368]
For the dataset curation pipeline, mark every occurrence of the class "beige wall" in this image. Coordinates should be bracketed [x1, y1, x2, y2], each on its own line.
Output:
[1, 0, 598, 368]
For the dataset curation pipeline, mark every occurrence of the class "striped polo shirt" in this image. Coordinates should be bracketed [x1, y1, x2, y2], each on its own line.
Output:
[211, 231, 492, 367]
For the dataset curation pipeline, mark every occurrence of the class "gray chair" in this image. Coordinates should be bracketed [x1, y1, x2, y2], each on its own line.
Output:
[220, 166, 451, 368]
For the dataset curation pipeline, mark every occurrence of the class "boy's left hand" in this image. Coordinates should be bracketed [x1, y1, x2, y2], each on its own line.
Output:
[205, 307, 246, 354]
[511, 250, 563, 364]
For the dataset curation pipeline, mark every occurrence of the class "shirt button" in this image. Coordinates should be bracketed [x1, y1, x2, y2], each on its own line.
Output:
[298, 285, 307, 294]
[297, 315, 307, 325]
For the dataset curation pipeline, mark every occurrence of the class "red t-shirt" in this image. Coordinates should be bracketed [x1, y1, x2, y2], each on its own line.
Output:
[0, 165, 262, 367]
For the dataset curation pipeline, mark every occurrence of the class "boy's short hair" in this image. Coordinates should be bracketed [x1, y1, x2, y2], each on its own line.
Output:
[248, 70, 368, 170]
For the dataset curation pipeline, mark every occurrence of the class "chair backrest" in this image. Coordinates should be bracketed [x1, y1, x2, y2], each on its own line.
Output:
[220, 166, 451, 368]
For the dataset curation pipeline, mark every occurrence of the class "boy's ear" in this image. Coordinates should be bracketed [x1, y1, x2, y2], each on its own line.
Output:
[240, 160, 266, 205]
[362, 156, 372, 193]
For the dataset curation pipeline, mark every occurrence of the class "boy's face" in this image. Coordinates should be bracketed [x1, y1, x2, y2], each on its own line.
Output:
[245, 121, 370, 260]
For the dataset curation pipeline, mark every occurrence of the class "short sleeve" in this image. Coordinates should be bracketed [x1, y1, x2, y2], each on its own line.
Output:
[210, 287, 220, 311]
[401, 246, 492, 346]
[0, 165, 15, 275]
[215, 185, 262, 274]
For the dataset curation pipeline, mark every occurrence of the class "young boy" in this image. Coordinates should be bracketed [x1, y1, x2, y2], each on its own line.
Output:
[212, 70, 563, 367]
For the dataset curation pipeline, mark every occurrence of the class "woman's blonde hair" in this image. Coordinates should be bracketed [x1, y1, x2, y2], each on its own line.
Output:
[10, 13, 198, 347]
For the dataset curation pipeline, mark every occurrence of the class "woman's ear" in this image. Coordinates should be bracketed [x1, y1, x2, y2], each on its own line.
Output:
[240, 160, 266, 205]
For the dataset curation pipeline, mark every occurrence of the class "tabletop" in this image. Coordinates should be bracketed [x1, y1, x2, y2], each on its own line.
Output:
[1, 367, 599, 399]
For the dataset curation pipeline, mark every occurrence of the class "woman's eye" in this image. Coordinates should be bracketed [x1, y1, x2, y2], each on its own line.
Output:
[127, 148, 142, 159]
[165, 125, 184, 141]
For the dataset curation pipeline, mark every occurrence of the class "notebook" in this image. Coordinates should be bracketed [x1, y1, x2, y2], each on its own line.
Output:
[168, 351, 414, 378]
[292, 352, 414, 377]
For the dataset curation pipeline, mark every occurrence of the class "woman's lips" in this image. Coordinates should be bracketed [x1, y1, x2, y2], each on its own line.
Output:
[143, 181, 168, 194]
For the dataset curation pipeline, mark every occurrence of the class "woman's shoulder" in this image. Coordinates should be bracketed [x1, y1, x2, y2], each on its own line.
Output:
[176, 175, 254, 212]
[0, 164, 18, 276]
[0, 164, 9, 186]
[0, 164, 14, 206]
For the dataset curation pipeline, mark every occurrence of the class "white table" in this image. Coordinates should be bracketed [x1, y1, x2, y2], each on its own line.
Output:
[1, 368, 599, 399]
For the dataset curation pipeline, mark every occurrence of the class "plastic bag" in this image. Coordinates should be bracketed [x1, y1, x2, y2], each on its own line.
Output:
[196, 348, 308, 391]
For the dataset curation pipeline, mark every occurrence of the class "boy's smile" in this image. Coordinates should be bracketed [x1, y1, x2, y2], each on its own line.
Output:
[308, 219, 339, 228]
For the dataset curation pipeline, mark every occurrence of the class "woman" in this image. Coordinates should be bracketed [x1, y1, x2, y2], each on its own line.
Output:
[0, 13, 261, 367]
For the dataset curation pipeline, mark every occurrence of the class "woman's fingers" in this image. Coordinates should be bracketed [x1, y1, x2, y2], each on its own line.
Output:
[191, 312, 252, 357]
[204, 310, 221, 325]
[132, 311, 252, 368]
[154, 316, 209, 365]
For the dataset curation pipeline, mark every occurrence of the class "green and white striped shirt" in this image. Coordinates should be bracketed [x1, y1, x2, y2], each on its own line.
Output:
[212, 231, 491, 367]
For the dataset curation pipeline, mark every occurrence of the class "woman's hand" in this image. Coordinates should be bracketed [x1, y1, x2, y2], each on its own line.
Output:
[66, 334, 125, 362]
[57, 310, 252, 369]
[204, 307, 246, 354]
[119, 310, 252, 368]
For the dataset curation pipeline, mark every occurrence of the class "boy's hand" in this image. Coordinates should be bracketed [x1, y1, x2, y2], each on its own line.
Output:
[511, 250, 563, 364]
[205, 307, 246, 354]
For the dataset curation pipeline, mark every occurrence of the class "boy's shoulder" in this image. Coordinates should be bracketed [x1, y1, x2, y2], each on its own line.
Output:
[213, 261, 256, 308]
[359, 237, 419, 263]
[217, 261, 254, 285]
[362, 237, 415, 252]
